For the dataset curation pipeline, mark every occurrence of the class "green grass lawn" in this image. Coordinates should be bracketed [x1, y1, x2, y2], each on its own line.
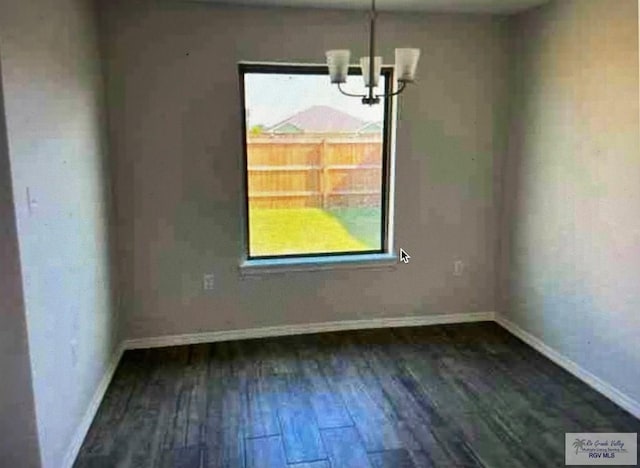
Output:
[249, 207, 381, 257]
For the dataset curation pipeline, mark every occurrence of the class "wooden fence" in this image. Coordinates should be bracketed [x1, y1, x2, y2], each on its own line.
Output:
[247, 135, 383, 209]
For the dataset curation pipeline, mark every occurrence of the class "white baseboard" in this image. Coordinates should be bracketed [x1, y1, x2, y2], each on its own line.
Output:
[122, 311, 496, 350]
[495, 313, 640, 419]
[62, 342, 125, 468]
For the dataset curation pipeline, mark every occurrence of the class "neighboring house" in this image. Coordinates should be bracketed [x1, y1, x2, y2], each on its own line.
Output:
[266, 105, 381, 136]
[355, 121, 383, 134]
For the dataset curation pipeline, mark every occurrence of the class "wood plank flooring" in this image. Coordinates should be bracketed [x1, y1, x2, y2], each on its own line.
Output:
[74, 322, 640, 468]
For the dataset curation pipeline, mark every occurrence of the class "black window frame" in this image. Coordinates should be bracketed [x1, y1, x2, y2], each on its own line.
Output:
[239, 62, 394, 261]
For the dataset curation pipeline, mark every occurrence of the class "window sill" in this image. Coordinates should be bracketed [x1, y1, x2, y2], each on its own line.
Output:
[239, 253, 398, 277]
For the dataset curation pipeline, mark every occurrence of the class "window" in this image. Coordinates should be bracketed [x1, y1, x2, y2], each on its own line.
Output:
[239, 63, 394, 266]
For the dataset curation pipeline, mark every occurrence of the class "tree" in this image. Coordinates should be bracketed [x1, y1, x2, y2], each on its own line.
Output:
[249, 124, 266, 136]
[573, 439, 587, 454]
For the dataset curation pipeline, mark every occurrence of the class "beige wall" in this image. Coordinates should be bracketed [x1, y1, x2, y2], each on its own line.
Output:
[0, 0, 118, 466]
[99, 0, 509, 340]
[0, 58, 41, 468]
[500, 0, 640, 403]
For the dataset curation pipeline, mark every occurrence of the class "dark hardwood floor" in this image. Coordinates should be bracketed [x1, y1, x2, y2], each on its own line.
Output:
[74, 322, 639, 468]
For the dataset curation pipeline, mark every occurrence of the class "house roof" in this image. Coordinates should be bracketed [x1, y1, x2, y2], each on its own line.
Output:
[355, 121, 383, 133]
[268, 105, 370, 134]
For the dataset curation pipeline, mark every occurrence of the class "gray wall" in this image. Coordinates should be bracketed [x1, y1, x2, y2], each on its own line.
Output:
[100, 0, 509, 340]
[0, 58, 42, 468]
[0, 0, 119, 466]
[500, 0, 640, 404]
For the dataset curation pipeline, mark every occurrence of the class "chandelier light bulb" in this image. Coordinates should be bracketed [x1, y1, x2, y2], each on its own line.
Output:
[360, 56, 383, 87]
[395, 48, 420, 83]
[326, 50, 351, 84]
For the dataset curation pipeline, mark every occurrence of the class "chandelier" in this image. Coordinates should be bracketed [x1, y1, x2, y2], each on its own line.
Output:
[325, 0, 420, 105]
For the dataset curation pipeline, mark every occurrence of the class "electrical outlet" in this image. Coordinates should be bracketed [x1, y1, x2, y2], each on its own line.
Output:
[203, 273, 215, 290]
[453, 260, 464, 276]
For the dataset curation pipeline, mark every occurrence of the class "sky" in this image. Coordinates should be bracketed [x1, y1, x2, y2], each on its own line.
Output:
[244, 73, 386, 128]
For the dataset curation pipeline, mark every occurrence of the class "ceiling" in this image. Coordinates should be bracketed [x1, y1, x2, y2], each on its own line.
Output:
[188, 0, 549, 14]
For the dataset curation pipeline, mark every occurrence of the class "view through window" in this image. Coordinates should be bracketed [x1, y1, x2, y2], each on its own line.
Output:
[240, 64, 392, 259]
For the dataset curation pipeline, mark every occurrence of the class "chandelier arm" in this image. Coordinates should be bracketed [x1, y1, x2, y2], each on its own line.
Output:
[337, 83, 367, 98]
[377, 81, 407, 98]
